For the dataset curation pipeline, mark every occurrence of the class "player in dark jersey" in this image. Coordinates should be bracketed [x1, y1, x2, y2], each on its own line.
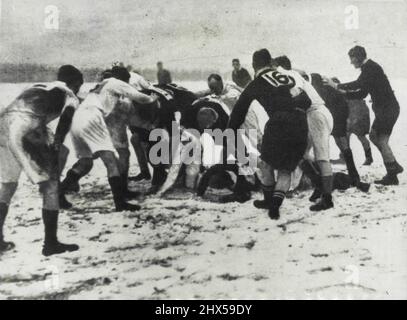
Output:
[228, 49, 310, 220]
[0, 65, 83, 256]
[311, 73, 370, 193]
[325, 46, 403, 185]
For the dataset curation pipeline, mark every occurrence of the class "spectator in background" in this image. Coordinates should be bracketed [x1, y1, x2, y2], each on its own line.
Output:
[157, 62, 172, 86]
[232, 59, 252, 89]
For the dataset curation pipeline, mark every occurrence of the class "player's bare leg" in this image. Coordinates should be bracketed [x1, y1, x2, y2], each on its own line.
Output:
[254, 160, 275, 209]
[40, 179, 79, 257]
[98, 151, 141, 212]
[310, 160, 334, 211]
[356, 135, 373, 165]
[370, 130, 403, 185]
[268, 170, 291, 220]
[0, 182, 19, 252]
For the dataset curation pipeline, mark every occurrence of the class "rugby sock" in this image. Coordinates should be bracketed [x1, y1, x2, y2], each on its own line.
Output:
[364, 148, 373, 165]
[321, 176, 333, 195]
[108, 177, 141, 211]
[0, 203, 9, 242]
[271, 191, 286, 208]
[300, 160, 322, 189]
[42, 209, 59, 245]
[343, 149, 360, 184]
[254, 184, 275, 209]
[269, 191, 285, 220]
[42, 209, 79, 256]
[61, 170, 82, 193]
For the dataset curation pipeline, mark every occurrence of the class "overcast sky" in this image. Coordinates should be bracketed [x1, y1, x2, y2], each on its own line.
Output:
[0, 0, 406, 78]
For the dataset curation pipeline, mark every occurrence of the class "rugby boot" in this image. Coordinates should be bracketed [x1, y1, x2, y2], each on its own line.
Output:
[108, 177, 141, 212]
[61, 170, 81, 193]
[268, 192, 285, 220]
[310, 194, 334, 212]
[0, 203, 15, 253]
[254, 185, 274, 209]
[42, 210, 79, 257]
[129, 172, 152, 182]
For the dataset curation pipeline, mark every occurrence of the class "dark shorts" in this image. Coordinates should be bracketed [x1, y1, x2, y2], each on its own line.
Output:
[332, 115, 348, 138]
[261, 110, 308, 171]
[372, 106, 400, 135]
[347, 99, 371, 136]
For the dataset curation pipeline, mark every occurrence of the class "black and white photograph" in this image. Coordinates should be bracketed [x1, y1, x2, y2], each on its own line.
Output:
[0, 0, 406, 301]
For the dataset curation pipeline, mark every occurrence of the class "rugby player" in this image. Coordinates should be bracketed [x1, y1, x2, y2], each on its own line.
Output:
[0, 65, 83, 256]
[325, 46, 403, 185]
[274, 56, 335, 211]
[228, 49, 310, 219]
[60, 73, 158, 212]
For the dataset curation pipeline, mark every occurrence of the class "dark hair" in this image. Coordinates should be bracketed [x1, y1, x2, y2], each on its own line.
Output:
[232, 59, 240, 64]
[275, 55, 292, 70]
[101, 69, 113, 80]
[208, 74, 223, 82]
[253, 49, 272, 69]
[310, 73, 323, 88]
[348, 46, 367, 62]
[57, 65, 83, 86]
[111, 66, 131, 83]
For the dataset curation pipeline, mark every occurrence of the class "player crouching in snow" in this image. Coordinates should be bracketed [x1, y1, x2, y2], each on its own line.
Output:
[60, 72, 158, 212]
[0, 65, 83, 256]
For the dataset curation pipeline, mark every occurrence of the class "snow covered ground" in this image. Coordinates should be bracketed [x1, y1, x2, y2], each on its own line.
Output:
[0, 80, 406, 300]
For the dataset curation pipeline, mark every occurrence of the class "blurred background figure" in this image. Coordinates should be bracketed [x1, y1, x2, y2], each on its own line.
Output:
[157, 61, 172, 86]
[232, 59, 252, 89]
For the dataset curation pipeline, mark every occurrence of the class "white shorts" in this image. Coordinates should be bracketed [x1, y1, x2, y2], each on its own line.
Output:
[70, 105, 116, 159]
[306, 106, 333, 162]
[0, 113, 54, 184]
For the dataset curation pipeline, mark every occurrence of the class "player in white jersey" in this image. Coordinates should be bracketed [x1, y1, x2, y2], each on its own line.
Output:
[274, 56, 335, 211]
[61, 75, 158, 212]
[0, 65, 83, 256]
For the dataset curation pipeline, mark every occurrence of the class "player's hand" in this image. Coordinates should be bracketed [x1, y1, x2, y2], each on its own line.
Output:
[150, 93, 160, 102]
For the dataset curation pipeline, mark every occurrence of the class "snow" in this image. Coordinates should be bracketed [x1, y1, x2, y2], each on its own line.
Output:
[0, 80, 406, 300]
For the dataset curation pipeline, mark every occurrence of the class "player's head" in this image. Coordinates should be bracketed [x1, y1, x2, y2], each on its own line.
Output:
[232, 59, 241, 71]
[310, 73, 324, 89]
[348, 46, 367, 69]
[100, 69, 113, 81]
[111, 66, 131, 83]
[57, 65, 84, 95]
[208, 74, 224, 95]
[252, 49, 273, 72]
[197, 107, 219, 130]
[275, 55, 292, 70]
[157, 61, 164, 70]
[331, 77, 341, 84]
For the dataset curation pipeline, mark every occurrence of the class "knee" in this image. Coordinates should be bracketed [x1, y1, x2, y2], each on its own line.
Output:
[369, 132, 379, 145]
[39, 180, 59, 211]
[73, 158, 94, 175]
[0, 182, 19, 205]
[117, 148, 130, 161]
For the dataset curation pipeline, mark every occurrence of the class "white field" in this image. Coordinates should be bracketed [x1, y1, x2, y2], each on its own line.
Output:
[0, 80, 406, 300]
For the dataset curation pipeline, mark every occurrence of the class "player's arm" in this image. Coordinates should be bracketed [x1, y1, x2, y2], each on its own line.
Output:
[53, 95, 79, 149]
[112, 79, 158, 104]
[227, 87, 254, 131]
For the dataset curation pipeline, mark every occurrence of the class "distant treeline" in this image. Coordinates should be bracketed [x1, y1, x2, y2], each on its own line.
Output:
[0, 63, 228, 83]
